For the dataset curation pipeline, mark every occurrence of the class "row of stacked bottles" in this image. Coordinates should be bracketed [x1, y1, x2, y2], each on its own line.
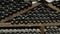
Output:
[0, 27, 41, 34]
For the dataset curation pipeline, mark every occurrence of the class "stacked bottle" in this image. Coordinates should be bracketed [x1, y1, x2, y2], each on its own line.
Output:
[45, 26, 60, 34]
[52, 0, 60, 9]
[6, 4, 60, 24]
[0, 0, 32, 21]
[0, 28, 41, 34]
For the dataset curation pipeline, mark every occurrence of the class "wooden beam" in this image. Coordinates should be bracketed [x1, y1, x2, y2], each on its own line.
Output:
[47, 3, 60, 12]
[43, 23, 60, 26]
[0, 23, 42, 27]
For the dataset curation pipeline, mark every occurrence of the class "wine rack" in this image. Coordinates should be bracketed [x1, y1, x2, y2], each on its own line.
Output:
[0, 0, 60, 34]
